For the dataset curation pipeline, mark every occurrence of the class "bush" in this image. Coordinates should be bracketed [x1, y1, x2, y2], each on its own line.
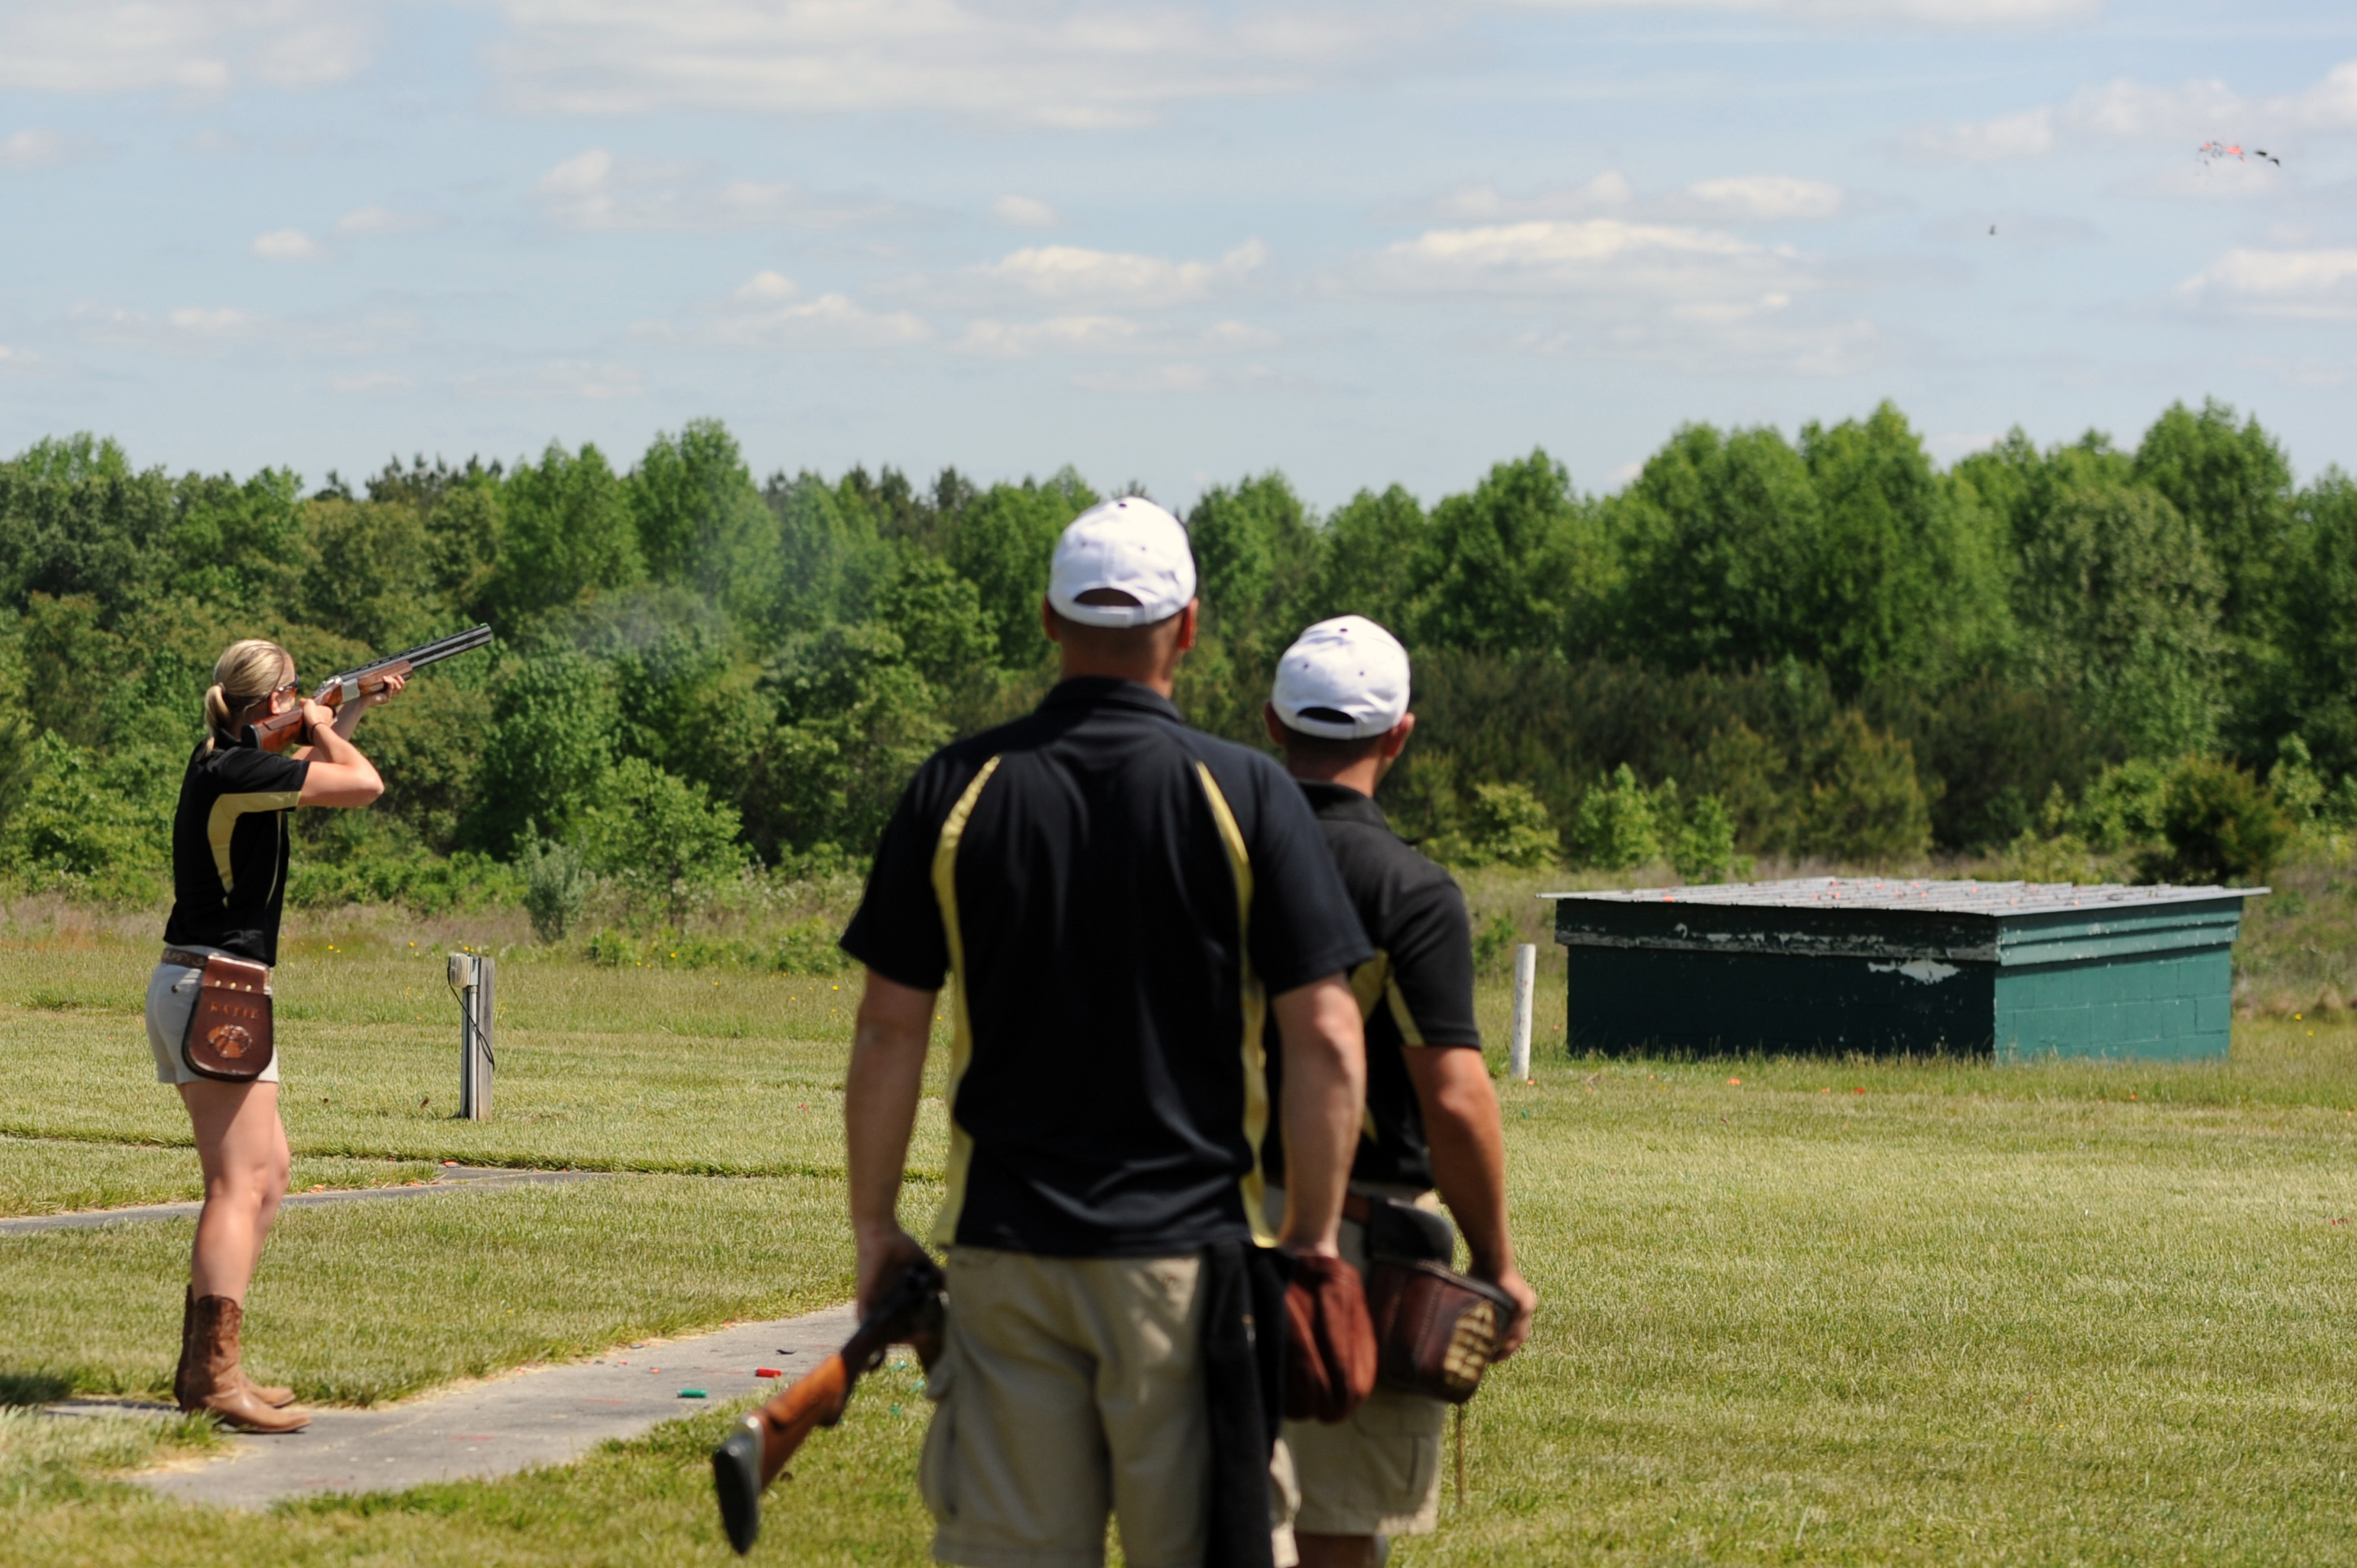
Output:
[579, 757, 747, 919]
[1438, 781, 1562, 870]
[519, 834, 588, 943]
[1671, 793, 1748, 884]
[1568, 766, 1658, 870]
[2141, 755, 2291, 885]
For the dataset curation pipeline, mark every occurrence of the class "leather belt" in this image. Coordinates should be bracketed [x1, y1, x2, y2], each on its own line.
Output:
[162, 948, 216, 969]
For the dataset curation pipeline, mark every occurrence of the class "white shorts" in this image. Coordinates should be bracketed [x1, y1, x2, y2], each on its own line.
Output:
[146, 960, 280, 1086]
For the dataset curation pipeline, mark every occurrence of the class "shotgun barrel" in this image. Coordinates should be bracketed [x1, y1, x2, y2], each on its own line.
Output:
[250, 624, 493, 751]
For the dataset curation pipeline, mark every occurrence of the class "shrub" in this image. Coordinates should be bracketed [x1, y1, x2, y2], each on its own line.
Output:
[1567, 766, 1657, 870]
[579, 757, 747, 920]
[519, 833, 588, 943]
[1440, 781, 1563, 870]
[1671, 793, 1748, 884]
[2141, 755, 2291, 885]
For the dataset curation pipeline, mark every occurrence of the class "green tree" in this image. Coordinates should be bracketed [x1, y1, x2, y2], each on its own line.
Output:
[1314, 485, 1426, 633]
[2133, 399, 2293, 651]
[468, 647, 618, 853]
[945, 471, 1097, 667]
[489, 443, 643, 626]
[1416, 450, 1602, 656]
[301, 497, 441, 651]
[580, 756, 746, 919]
[2280, 468, 2357, 780]
[629, 419, 780, 620]
[2007, 447, 2225, 758]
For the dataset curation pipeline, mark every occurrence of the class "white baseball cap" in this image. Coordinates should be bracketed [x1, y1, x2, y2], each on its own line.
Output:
[1271, 615, 1411, 740]
[1046, 497, 1198, 628]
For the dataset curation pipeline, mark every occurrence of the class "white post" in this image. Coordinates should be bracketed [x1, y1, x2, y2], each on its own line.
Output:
[450, 953, 494, 1122]
[1509, 943, 1537, 1084]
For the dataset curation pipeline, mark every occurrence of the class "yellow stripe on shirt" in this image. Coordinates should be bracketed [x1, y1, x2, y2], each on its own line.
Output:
[205, 791, 302, 893]
[1196, 762, 1276, 1247]
[926, 757, 1002, 1251]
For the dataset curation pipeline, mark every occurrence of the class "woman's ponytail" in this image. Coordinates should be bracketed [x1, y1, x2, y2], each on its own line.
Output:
[200, 684, 231, 754]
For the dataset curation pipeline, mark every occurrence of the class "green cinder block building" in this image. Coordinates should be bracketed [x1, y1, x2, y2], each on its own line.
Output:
[1546, 878, 2262, 1060]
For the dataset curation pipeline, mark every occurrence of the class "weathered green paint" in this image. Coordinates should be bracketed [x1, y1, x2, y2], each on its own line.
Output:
[1547, 878, 2257, 1061]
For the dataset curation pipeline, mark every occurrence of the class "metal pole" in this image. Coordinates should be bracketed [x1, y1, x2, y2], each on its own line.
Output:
[475, 956, 494, 1122]
[451, 953, 494, 1122]
[1509, 943, 1537, 1083]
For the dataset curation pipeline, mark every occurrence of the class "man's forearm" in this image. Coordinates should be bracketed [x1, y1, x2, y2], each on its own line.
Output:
[844, 975, 937, 1238]
[1410, 1049, 1516, 1278]
[1270, 975, 1366, 1256]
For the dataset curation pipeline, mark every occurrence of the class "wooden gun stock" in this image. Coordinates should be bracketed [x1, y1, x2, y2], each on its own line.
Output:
[712, 1257, 943, 1556]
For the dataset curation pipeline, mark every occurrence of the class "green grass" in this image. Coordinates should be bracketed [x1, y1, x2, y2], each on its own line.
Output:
[0, 1172, 872, 1405]
[0, 938, 949, 1184]
[0, 1137, 437, 1217]
[10, 924, 2357, 1562]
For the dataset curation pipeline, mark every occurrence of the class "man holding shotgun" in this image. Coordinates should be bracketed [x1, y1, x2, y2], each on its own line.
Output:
[837, 498, 1373, 1567]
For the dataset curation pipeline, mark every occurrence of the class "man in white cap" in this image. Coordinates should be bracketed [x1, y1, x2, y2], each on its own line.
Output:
[841, 497, 1374, 1567]
[1260, 615, 1538, 1568]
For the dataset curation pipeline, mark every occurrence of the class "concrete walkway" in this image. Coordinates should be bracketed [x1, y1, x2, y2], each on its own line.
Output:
[0, 1166, 609, 1236]
[124, 1303, 859, 1509]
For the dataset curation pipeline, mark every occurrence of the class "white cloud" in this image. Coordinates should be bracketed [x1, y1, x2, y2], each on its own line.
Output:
[1365, 219, 1786, 297]
[251, 228, 326, 262]
[1071, 363, 1284, 394]
[980, 240, 1267, 306]
[2064, 76, 2243, 139]
[952, 315, 1279, 358]
[696, 277, 933, 349]
[482, 0, 1429, 128]
[992, 194, 1061, 229]
[0, 128, 97, 169]
[536, 149, 894, 231]
[331, 371, 416, 393]
[0, 2, 375, 94]
[1417, 172, 1634, 223]
[335, 205, 443, 237]
[1681, 175, 1843, 221]
[72, 300, 418, 357]
[2179, 249, 2357, 321]
[1908, 106, 2055, 161]
[1473, 0, 2095, 24]
[459, 360, 646, 401]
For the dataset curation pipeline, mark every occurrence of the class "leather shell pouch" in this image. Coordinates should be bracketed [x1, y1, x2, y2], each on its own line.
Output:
[180, 954, 275, 1081]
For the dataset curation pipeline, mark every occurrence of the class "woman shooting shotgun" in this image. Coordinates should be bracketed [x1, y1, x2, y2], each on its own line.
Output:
[147, 631, 481, 1431]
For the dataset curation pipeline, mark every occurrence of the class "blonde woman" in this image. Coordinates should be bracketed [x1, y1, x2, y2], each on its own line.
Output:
[150, 639, 402, 1431]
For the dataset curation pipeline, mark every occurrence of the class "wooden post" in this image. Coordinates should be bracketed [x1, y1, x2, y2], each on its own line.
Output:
[1509, 944, 1537, 1083]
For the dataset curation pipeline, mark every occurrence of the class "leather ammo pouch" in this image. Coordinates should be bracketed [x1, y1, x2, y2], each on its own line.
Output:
[180, 954, 275, 1081]
[1359, 1196, 1518, 1405]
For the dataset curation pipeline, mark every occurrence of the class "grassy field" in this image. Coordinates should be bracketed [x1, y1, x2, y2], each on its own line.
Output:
[7, 912, 2357, 1565]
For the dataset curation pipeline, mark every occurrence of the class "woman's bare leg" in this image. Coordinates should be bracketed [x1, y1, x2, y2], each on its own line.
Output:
[177, 1079, 290, 1301]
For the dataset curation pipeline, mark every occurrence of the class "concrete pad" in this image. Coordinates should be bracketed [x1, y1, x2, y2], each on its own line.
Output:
[0, 1166, 610, 1236]
[133, 1303, 859, 1509]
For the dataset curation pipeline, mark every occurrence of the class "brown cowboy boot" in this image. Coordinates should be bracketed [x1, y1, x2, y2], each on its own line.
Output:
[176, 1287, 296, 1408]
[181, 1295, 309, 1433]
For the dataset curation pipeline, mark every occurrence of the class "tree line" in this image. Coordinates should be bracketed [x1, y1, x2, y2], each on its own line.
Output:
[0, 397, 2341, 914]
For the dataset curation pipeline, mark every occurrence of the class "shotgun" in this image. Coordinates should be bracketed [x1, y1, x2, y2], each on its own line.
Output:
[711, 1256, 945, 1556]
[250, 624, 494, 753]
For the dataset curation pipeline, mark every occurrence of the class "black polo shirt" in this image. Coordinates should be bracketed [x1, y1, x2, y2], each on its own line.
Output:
[1267, 781, 1481, 1193]
[841, 677, 1372, 1258]
[162, 731, 311, 966]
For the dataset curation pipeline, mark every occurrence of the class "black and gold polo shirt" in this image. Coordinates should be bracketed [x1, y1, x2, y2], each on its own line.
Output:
[162, 731, 310, 966]
[1266, 780, 1481, 1194]
[841, 677, 1371, 1258]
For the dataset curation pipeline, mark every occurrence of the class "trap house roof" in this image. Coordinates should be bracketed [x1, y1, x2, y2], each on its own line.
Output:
[1543, 876, 2264, 1061]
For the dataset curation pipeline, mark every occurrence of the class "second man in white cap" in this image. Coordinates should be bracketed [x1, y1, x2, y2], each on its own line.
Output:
[1261, 615, 1538, 1568]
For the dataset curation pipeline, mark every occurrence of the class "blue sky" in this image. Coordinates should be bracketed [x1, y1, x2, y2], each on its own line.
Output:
[2, 0, 2354, 510]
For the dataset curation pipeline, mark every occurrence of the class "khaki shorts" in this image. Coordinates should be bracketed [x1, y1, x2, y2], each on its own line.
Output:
[1267, 1187, 1448, 1539]
[146, 959, 280, 1087]
[921, 1247, 1297, 1568]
